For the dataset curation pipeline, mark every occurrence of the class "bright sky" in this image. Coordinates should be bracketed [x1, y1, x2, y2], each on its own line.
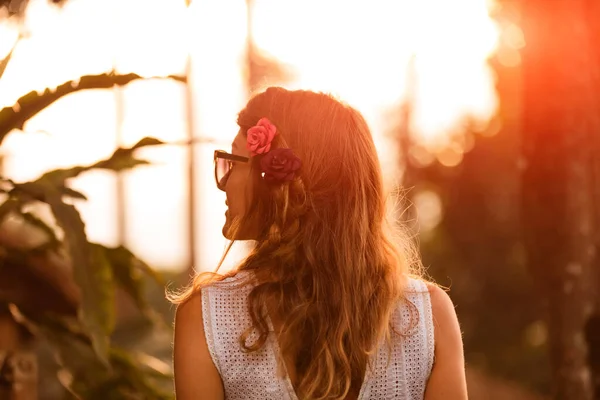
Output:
[0, 0, 503, 272]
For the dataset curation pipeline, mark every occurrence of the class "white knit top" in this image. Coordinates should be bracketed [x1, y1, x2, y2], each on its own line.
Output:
[201, 271, 435, 399]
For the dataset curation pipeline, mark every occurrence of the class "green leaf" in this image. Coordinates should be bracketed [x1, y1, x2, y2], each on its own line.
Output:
[10, 181, 53, 202]
[7, 137, 163, 201]
[19, 210, 60, 248]
[89, 244, 116, 335]
[18, 312, 173, 400]
[0, 198, 19, 222]
[60, 186, 88, 200]
[12, 312, 110, 388]
[132, 255, 166, 288]
[0, 73, 183, 146]
[0, 38, 17, 81]
[102, 348, 173, 400]
[39, 166, 88, 186]
[92, 157, 150, 172]
[90, 136, 164, 173]
[45, 192, 115, 365]
[100, 245, 150, 317]
[132, 137, 166, 149]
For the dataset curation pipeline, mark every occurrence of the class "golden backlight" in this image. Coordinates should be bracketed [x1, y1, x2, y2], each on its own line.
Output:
[0, 0, 500, 271]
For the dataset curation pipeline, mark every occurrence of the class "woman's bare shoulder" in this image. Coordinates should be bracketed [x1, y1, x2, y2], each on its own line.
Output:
[422, 283, 468, 398]
[425, 283, 453, 311]
[173, 291, 224, 399]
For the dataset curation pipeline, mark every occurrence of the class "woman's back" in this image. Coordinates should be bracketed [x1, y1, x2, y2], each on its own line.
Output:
[201, 271, 434, 400]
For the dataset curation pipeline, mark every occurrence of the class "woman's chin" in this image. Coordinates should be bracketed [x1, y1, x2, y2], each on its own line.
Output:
[223, 223, 256, 241]
[222, 220, 233, 239]
[222, 219, 241, 240]
[222, 214, 258, 241]
[222, 226, 232, 240]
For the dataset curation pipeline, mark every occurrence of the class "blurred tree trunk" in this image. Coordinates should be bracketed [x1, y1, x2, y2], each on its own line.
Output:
[521, 0, 600, 399]
[585, 1, 600, 396]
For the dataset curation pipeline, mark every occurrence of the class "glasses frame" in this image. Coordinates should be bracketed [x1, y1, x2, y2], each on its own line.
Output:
[213, 150, 250, 191]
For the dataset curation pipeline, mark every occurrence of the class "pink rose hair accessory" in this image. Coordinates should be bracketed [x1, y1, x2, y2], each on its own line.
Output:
[247, 117, 277, 156]
[260, 148, 302, 183]
[247, 117, 302, 183]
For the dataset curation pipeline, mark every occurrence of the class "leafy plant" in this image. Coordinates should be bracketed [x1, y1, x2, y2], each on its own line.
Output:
[0, 137, 174, 399]
[0, 73, 186, 144]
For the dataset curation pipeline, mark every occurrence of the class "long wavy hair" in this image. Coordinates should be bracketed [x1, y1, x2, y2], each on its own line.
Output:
[170, 87, 422, 399]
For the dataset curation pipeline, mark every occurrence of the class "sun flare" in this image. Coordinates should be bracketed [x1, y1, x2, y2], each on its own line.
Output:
[0, 0, 500, 271]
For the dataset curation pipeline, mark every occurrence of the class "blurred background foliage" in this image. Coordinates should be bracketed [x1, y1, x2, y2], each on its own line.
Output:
[0, 136, 176, 399]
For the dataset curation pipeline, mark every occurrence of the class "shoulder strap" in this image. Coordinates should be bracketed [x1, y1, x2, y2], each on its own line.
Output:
[402, 278, 435, 398]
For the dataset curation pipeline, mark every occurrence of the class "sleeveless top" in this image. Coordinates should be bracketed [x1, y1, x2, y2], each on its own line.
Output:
[201, 272, 435, 399]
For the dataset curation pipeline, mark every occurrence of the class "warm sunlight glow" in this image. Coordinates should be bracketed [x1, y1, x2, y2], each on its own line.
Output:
[0, 0, 501, 271]
[252, 0, 500, 151]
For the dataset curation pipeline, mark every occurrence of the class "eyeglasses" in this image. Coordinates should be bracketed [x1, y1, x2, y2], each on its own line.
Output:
[213, 150, 250, 191]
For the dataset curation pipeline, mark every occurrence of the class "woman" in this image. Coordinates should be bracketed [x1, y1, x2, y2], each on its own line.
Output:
[172, 87, 467, 399]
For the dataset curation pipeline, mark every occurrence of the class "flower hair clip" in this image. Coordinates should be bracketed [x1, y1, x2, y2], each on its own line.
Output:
[246, 118, 301, 183]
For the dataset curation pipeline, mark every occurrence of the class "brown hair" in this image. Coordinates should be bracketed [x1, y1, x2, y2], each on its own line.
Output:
[170, 87, 422, 399]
